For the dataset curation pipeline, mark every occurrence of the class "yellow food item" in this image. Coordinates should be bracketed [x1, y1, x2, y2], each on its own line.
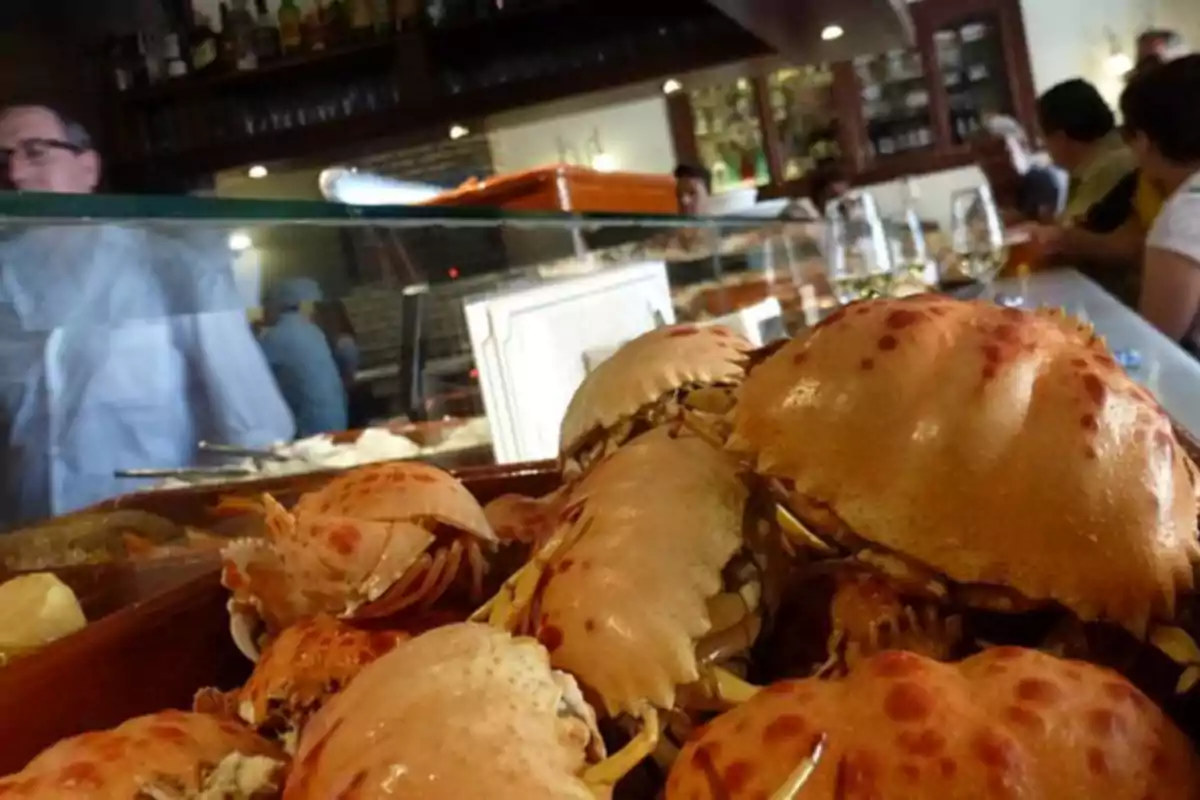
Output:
[0, 573, 86, 664]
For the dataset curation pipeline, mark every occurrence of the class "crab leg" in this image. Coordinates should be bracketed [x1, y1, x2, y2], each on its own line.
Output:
[582, 707, 660, 787]
[474, 519, 592, 631]
[421, 539, 464, 609]
[695, 665, 761, 706]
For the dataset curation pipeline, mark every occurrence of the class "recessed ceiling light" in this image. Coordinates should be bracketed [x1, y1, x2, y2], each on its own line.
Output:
[821, 24, 845, 41]
[247, 165, 268, 179]
[228, 232, 253, 252]
[662, 78, 683, 95]
[449, 124, 470, 140]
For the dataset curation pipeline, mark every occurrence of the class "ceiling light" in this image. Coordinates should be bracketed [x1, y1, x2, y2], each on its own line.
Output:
[247, 165, 268, 179]
[662, 78, 683, 95]
[228, 232, 253, 252]
[821, 24, 845, 41]
[449, 124, 470, 140]
[1105, 51, 1134, 76]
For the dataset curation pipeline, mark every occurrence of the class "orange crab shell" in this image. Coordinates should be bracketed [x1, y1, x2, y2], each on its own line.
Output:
[196, 615, 410, 745]
[559, 323, 753, 460]
[666, 648, 1200, 799]
[729, 296, 1200, 634]
[221, 461, 497, 641]
[535, 426, 747, 717]
[483, 488, 568, 548]
[284, 623, 607, 800]
[0, 710, 284, 798]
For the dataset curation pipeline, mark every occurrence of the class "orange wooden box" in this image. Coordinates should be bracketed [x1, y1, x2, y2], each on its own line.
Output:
[421, 165, 679, 215]
[0, 461, 559, 774]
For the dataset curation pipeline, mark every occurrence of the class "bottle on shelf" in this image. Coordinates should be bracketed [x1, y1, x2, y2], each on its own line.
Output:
[252, 0, 282, 62]
[348, 0, 374, 37]
[190, 13, 220, 73]
[394, 0, 422, 30]
[304, 0, 329, 51]
[373, 0, 393, 33]
[278, 0, 304, 54]
[229, 0, 259, 69]
[325, 0, 350, 44]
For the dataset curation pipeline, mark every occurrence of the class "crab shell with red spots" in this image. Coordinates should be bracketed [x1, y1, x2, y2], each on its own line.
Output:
[0, 710, 285, 799]
[534, 425, 748, 717]
[483, 487, 568, 549]
[221, 462, 498, 656]
[195, 615, 410, 750]
[284, 623, 608, 800]
[559, 323, 754, 463]
[666, 648, 1200, 799]
[729, 296, 1200, 635]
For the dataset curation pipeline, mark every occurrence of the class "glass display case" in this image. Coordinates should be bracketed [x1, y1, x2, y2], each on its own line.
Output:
[935, 15, 1016, 145]
[0, 191, 824, 530]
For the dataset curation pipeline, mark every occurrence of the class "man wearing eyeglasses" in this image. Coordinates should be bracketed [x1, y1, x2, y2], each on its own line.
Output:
[0, 104, 295, 530]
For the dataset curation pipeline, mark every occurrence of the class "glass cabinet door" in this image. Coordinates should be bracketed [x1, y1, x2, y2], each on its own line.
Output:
[689, 78, 770, 193]
[855, 48, 936, 161]
[935, 14, 1015, 145]
[767, 65, 840, 181]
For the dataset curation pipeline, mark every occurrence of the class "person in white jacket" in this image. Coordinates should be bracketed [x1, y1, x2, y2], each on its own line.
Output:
[0, 104, 295, 528]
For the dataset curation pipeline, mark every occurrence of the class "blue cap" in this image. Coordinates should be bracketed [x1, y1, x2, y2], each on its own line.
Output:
[265, 278, 323, 314]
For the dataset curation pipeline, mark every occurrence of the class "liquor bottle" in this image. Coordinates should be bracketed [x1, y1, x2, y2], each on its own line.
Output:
[230, 0, 259, 69]
[372, 0, 393, 34]
[278, 0, 303, 53]
[325, 0, 350, 44]
[348, 0, 373, 37]
[394, 0, 421, 30]
[252, 0, 282, 62]
[304, 0, 328, 51]
[190, 13, 220, 73]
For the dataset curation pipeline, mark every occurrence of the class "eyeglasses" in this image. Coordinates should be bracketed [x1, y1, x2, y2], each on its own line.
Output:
[0, 138, 86, 168]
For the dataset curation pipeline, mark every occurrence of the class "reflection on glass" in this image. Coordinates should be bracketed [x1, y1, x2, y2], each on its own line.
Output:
[825, 191, 894, 303]
[889, 208, 936, 287]
[767, 66, 840, 181]
[689, 77, 769, 193]
[855, 48, 935, 160]
[936, 16, 1015, 145]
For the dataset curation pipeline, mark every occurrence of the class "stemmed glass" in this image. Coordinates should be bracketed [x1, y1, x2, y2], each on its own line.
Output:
[824, 190, 894, 304]
[889, 207, 936, 290]
[949, 184, 1007, 295]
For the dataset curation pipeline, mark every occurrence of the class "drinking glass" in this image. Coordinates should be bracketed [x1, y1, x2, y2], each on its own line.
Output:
[949, 184, 1007, 294]
[824, 190, 894, 304]
[889, 207, 936, 289]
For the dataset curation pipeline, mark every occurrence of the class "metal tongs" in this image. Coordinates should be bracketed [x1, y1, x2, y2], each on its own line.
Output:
[113, 441, 289, 480]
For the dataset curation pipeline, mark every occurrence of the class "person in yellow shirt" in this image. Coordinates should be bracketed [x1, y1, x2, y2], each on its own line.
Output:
[1022, 79, 1144, 306]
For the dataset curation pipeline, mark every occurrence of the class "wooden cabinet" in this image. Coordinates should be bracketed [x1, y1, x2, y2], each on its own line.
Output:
[668, 0, 1037, 201]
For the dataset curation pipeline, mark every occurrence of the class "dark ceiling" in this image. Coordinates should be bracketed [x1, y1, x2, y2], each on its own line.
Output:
[706, 0, 915, 62]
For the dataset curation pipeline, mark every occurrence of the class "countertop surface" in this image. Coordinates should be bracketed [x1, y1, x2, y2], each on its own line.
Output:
[994, 269, 1200, 435]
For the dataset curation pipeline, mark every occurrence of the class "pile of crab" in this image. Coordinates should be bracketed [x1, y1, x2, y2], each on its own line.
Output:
[5, 300, 1200, 799]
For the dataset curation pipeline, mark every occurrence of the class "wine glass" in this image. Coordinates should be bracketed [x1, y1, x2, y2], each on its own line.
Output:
[824, 190, 894, 304]
[889, 207, 936, 291]
[949, 184, 1007, 295]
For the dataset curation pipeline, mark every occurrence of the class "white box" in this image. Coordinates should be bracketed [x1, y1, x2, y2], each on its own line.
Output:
[464, 262, 675, 464]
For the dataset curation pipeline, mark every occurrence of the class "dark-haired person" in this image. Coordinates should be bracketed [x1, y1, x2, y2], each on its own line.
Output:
[1024, 79, 1143, 305]
[973, 114, 1065, 223]
[0, 104, 293, 528]
[1130, 28, 1188, 81]
[673, 163, 712, 216]
[1120, 55, 1200, 352]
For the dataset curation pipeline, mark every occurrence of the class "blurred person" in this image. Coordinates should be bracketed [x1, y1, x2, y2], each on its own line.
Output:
[0, 103, 294, 529]
[673, 163, 712, 216]
[1025, 79, 1143, 305]
[259, 279, 349, 438]
[973, 114, 1065, 222]
[809, 163, 851, 215]
[1120, 55, 1200, 352]
[1130, 29, 1189, 80]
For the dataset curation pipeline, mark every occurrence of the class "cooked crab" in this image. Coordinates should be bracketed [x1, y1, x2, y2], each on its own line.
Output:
[221, 461, 500, 659]
[479, 426, 783, 783]
[725, 295, 1200, 681]
[195, 615, 410, 752]
[283, 622, 610, 799]
[666, 647, 1200, 799]
[0, 710, 285, 799]
[559, 323, 754, 476]
[483, 488, 568, 548]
